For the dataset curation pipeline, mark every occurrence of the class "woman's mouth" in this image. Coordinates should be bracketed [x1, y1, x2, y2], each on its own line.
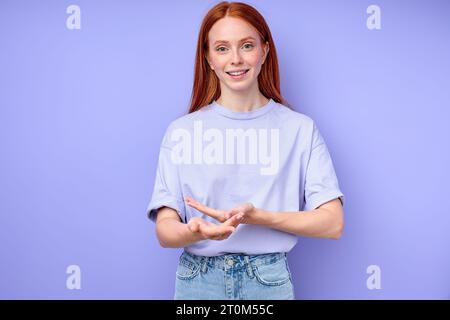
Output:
[226, 69, 249, 80]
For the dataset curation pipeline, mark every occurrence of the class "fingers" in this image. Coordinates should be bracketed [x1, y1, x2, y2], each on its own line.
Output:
[221, 208, 244, 221]
[187, 217, 205, 233]
[224, 210, 232, 220]
[198, 223, 235, 240]
[185, 196, 227, 222]
[223, 211, 244, 227]
[224, 203, 253, 224]
[188, 210, 244, 238]
[185, 199, 250, 241]
[188, 218, 213, 236]
[188, 222, 198, 233]
[234, 202, 254, 214]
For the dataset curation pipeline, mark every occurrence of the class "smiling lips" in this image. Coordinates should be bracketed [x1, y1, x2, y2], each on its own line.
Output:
[226, 69, 249, 80]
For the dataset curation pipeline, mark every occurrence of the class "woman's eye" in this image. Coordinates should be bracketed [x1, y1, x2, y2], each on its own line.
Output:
[216, 43, 254, 52]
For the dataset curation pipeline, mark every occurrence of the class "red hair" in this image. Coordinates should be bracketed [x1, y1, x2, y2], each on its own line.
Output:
[188, 1, 290, 113]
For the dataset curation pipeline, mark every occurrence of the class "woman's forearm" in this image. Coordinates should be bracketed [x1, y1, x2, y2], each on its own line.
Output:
[254, 207, 343, 239]
[156, 217, 204, 248]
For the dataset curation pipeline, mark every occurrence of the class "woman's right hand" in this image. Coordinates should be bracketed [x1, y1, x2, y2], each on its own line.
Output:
[187, 214, 243, 241]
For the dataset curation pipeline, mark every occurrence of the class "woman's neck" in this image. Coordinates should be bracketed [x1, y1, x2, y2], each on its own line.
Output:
[216, 91, 269, 112]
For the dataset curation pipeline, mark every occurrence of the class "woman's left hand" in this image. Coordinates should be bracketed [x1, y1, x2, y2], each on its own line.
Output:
[185, 196, 258, 225]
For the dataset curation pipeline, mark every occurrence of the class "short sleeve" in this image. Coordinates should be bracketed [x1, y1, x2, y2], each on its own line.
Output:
[302, 122, 344, 211]
[146, 140, 185, 223]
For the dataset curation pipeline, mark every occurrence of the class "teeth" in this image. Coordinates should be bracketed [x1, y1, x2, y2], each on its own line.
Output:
[228, 70, 247, 76]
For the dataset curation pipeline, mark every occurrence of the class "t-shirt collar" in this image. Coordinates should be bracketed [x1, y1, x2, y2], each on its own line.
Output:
[210, 98, 276, 120]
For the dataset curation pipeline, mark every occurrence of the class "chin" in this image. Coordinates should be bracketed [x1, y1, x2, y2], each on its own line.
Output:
[227, 83, 253, 92]
[226, 77, 256, 88]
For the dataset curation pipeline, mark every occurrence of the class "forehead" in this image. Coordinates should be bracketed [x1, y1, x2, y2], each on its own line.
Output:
[208, 16, 259, 43]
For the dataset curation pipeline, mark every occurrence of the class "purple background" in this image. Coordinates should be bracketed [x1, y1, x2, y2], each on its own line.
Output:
[1, 0, 449, 299]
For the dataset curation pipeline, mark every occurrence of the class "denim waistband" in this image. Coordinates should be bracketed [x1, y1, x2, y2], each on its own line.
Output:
[181, 250, 287, 272]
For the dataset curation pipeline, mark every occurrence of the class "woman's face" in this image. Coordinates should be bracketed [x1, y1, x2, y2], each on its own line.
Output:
[206, 16, 269, 92]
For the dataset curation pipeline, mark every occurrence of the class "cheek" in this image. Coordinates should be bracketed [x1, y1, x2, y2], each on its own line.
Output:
[211, 57, 227, 70]
[245, 51, 264, 66]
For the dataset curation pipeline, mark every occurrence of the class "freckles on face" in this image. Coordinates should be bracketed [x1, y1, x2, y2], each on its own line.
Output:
[207, 16, 266, 72]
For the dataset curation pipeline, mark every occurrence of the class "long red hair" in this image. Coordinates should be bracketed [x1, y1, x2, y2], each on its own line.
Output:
[188, 1, 290, 113]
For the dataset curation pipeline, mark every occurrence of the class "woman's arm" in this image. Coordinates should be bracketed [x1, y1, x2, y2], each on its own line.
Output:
[155, 206, 243, 248]
[155, 207, 204, 248]
[185, 197, 344, 240]
[252, 198, 344, 239]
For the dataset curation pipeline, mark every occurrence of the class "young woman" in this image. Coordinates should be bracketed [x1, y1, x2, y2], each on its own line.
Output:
[146, 1, 345, 300]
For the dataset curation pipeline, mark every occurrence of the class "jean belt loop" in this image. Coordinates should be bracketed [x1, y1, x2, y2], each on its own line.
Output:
[244, 256, 254, 278]
[201, 257, 208, 273]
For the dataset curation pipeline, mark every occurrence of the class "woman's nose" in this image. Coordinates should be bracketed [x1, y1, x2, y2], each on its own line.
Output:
[230, 48, 243, 65]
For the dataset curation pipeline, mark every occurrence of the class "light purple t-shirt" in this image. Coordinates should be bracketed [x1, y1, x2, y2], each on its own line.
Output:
[146, 98, 344, 256]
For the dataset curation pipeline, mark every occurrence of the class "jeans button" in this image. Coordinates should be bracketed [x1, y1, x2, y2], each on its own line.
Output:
[227, 259, 234, 266]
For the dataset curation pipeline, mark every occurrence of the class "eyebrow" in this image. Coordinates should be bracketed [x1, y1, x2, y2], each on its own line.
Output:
[213, 36, 256, 45]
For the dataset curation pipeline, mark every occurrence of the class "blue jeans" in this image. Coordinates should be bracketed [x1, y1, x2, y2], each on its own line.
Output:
[174, 250, 295, 300]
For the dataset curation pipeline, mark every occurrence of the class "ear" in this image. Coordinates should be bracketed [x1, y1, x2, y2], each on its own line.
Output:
[206, 60, 214, 70]
[205, 52, 214, 70]
[262, 41, 269, 64]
